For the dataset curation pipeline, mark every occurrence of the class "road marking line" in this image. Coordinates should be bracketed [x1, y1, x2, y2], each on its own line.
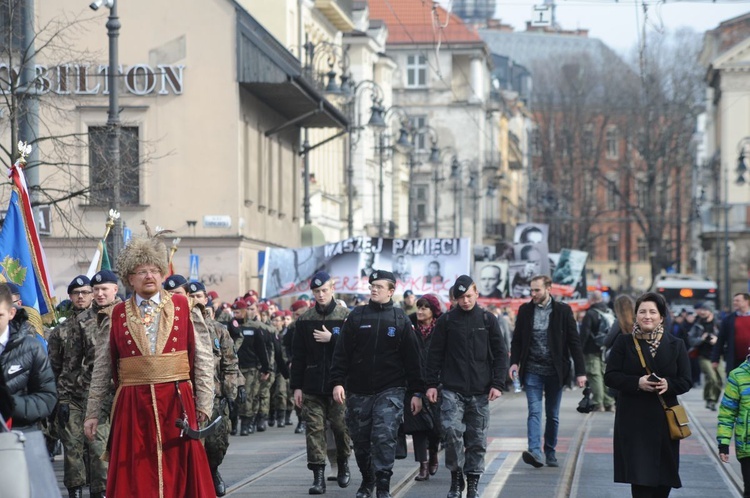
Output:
[481, 452, 521, 498]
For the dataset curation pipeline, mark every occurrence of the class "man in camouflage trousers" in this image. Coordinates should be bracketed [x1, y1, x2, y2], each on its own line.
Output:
[269, 310, 290, 428]
[248, 299, 285, 433]
[48, 275, 106, 498]
[426, 275, 508, 498]
[236, 297, 270, 435]
[187, 281, 242, 497]
[331, 270, 424, 498]
[291, 272, 352, 495]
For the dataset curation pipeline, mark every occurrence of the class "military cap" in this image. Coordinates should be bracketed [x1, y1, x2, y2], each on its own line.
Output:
[207, 290, 219, 300]
[68, 275, 91, 294]
[291, 300, 309, 312]
[187, 281, 206, 294]
[231, 299, 247, 310]
[92, 270, 118, 285]
[453, 275, 474, 299]
[164, 274, 188, 290]
[271, 310, 285, 320]
[257, 302, 269, 313]
[369, 270, 396, 284]
[245, 296, 258, 306]
[310, 271, 331, 290]
[403, 289, 414, 298]
[6, 282, 20, 296]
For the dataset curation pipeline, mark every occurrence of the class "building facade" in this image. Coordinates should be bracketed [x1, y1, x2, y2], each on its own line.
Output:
[0, 0, 352, 300]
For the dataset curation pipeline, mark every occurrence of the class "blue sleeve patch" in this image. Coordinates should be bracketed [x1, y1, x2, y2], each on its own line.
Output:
[214, 338, 221, 349]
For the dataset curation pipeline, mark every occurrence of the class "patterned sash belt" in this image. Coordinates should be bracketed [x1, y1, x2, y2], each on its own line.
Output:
[117, 351, 190, 386]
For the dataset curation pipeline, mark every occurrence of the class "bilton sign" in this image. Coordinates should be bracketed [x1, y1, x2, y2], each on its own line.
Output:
[0, 63, 184, 96]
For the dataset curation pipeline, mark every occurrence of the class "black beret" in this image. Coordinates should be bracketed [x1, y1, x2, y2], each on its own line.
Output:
[187, 281, 206, 294]
[369, 270, 396, 285]
[68, 275, 91, 294]
[453, 275, 474, 298]
[310, 271, 331, 290]
[164, 274, 188, 290]
[92, 270, 118, 285]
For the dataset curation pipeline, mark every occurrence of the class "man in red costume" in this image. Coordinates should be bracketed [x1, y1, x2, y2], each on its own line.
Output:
[83, 230, 215, 497]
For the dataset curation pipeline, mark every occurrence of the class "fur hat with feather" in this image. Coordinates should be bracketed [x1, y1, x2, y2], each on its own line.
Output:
[116, 221, 174, 288]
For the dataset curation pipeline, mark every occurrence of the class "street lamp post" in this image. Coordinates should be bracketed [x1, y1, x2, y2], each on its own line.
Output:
[103, 0, 122, 261]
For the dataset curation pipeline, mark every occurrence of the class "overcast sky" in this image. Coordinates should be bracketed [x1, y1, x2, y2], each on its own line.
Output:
[439, 1, 750, 55]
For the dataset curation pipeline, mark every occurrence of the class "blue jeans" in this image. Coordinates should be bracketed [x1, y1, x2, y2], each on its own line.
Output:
[524, 372, 563, 457]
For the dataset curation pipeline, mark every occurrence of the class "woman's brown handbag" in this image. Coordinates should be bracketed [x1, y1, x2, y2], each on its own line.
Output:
[664, 403, 692, 440]
[632, 335, 692, 440]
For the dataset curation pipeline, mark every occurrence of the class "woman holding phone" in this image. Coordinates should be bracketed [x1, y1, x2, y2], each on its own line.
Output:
[604, 292, 692, 498]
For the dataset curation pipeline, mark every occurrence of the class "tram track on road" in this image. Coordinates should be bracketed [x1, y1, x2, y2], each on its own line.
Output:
[683, 399, 743, 498]
[225, 448, 307, 496]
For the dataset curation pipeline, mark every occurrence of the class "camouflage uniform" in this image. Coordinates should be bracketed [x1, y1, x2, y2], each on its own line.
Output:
[252, 327, 277, 424]
[290, 302, 352, 467]
[271, 329, 290, 426]
[48, 304, 113, 494]
[346, 388, 405, 473]
[204, 317, 240, 468]
[236, 318, 271, 427]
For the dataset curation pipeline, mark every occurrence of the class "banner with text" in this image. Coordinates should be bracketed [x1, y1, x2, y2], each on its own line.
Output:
[261, 237, 471, 299]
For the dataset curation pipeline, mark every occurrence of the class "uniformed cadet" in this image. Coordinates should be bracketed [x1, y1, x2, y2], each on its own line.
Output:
[287, 299, 310, 433]
[425, 275, 508, 498]
[291, 272, 352, 495]
[281, 309, 295, 427]
[236, 297, 270, 435]
[250, 300, 287, 432]
[187, 281, 242, 497]
[331, 270, 425, 498]
[48, 275, 100, 498]
[269, 310, 289, 428]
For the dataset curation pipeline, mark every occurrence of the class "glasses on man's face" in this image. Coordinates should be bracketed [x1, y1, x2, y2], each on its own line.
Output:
[369, 284, 387, 291]
[70, 290, 93, 296]
[133, 269, 162, 278]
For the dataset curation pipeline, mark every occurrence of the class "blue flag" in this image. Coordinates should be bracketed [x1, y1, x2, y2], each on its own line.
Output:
[0, 189, 53, 316]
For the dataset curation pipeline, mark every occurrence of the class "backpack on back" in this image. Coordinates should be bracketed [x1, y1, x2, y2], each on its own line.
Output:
[592, 308, 615, 348]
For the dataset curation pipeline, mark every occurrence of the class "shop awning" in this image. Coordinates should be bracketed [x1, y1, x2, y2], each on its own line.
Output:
[236, 7, 349, 130]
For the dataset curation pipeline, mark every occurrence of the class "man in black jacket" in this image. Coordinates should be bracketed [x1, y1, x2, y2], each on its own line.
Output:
[331, 270, 424, 498]
[291, 272, 351, 494]
[509, 275, 586, 469]
[426, 275, 507, 498]
[235, 298, 270, 436]
[0, 282, 56, 431]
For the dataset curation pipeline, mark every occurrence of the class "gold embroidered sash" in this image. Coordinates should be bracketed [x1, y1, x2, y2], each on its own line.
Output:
[117, 351, 190, 386]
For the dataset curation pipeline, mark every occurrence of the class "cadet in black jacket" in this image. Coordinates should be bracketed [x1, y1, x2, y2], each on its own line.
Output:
[331, 270, 424, 498]
[425, 275, 507, 498]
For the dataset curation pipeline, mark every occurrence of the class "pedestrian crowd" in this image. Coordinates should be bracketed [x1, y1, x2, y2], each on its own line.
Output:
[6, 224, 750, 498]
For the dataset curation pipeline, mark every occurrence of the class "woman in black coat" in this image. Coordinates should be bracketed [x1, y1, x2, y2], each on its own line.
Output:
[604, 292, 692, 498]
[404, 294, 443, 481]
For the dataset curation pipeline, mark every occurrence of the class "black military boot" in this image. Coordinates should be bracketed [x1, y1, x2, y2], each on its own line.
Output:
[308, 464, 326, 495]
[230, 415, 238, 436]
[255, 413, 267, 432]
[465, 473, 480, 498]
[67, 487, 83, 498]
[295, 420, 306, 434]
[355, 458, 375, 498]
[90, 492, 106, 498]
[240, 416, 252, 436]
[337, 458, 351, 488]
[268, 409, 276, 427]
[375, 471, 392, 498]
[285, 409, 293, 426]
[277, 412, 286, 428]
[447, 470, 465, 498]
[212, 467, 227, 496]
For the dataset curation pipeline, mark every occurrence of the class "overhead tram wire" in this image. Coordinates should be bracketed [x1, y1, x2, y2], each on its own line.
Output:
[382, 0, 496, 149]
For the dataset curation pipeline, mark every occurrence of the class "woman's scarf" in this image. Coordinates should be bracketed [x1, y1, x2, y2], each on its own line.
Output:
[632, 322, 664, 357]
[417, 318, 436, 340]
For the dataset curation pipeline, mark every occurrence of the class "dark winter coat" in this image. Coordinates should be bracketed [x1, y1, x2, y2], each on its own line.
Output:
[425, 305, 507, 395]
[330, 300, 424, 396]
[604, 332, 691, 488]
[580, 302, 609, 355]
[712, 313, 740, 375]
[510, 299, 585, 387]
[290, 300, 348, 395]
[1, 319, 57, 430]
[235, 318, 270, 372]
[403, 314, 436, 435]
